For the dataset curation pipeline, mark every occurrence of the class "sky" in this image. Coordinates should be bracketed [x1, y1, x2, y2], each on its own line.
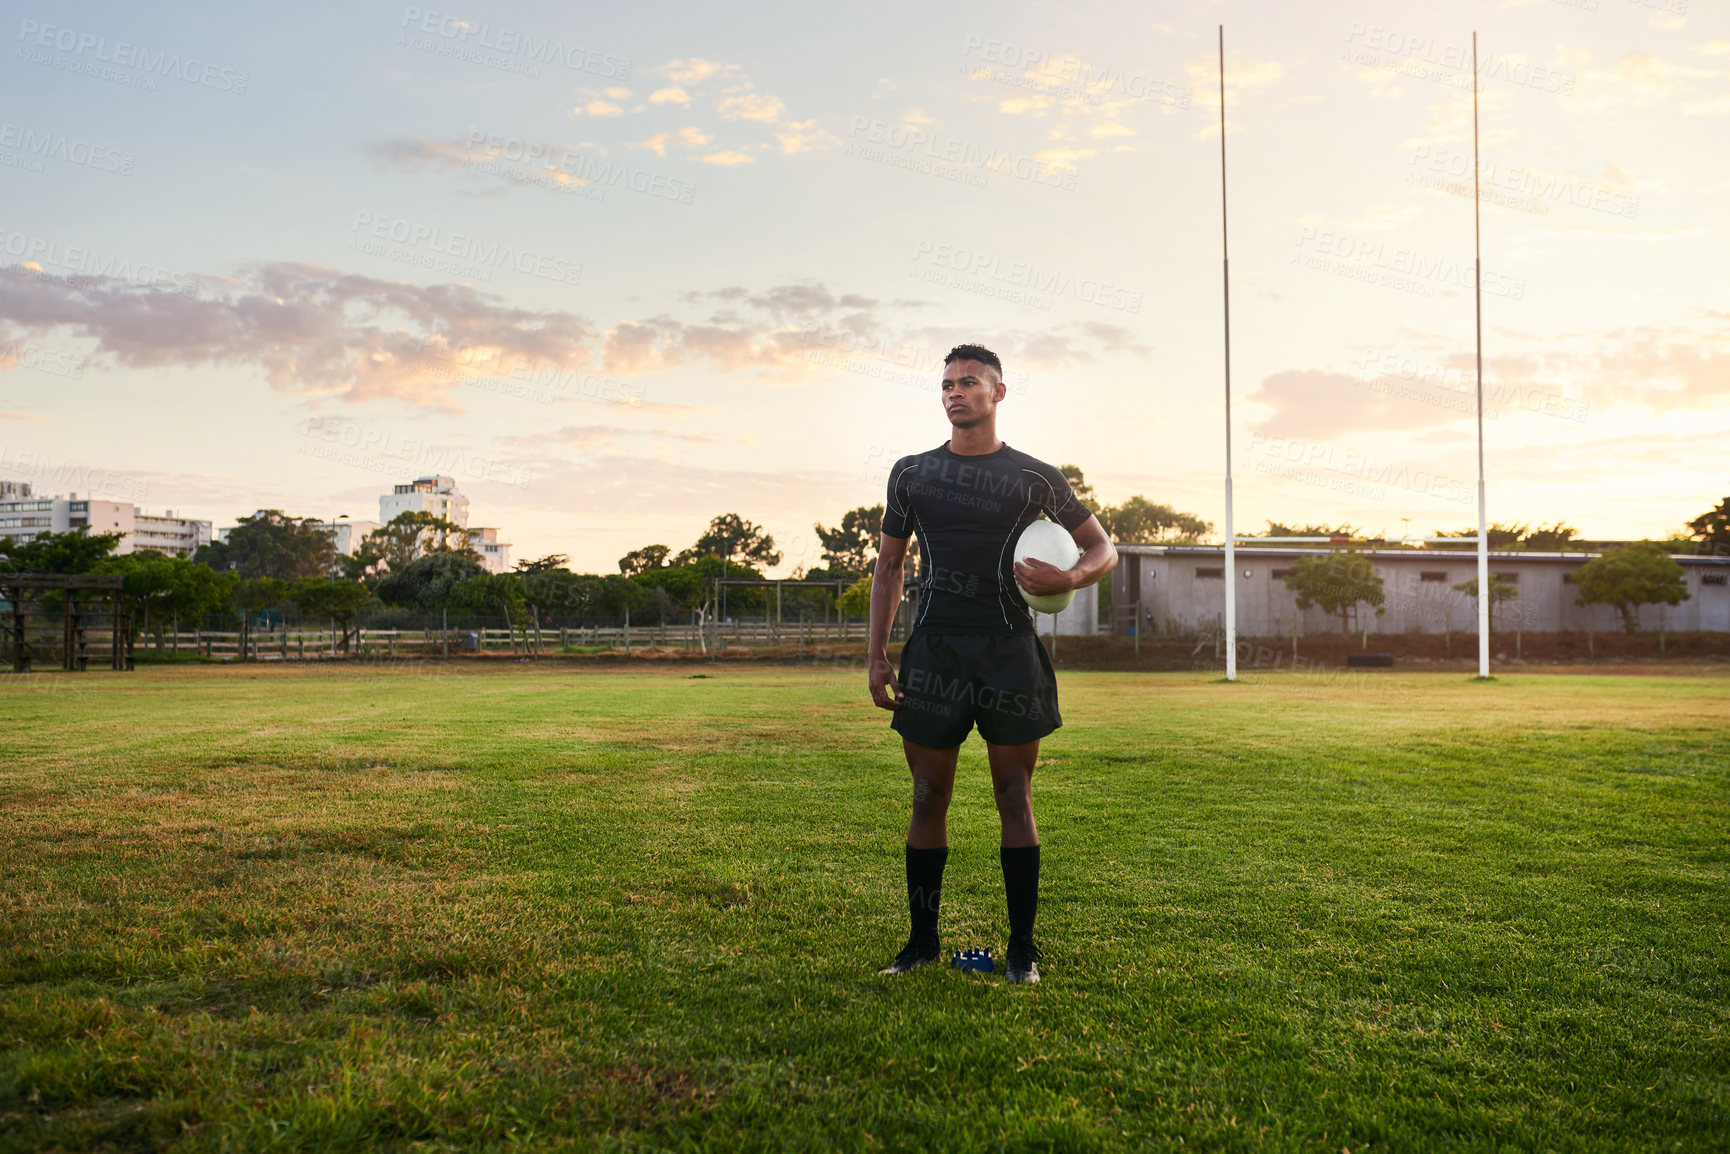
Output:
[1, 0, 1725, 575]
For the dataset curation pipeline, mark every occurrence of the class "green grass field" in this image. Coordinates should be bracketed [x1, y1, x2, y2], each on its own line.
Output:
[2, 662, 1727, 1152]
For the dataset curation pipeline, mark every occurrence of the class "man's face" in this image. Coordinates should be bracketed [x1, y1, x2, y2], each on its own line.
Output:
[941, 359, 1006, 428]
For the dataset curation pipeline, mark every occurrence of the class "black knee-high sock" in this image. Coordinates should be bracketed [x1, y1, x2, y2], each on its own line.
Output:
[1000, 844, 1040, 942]
[906, 845, 948, 945]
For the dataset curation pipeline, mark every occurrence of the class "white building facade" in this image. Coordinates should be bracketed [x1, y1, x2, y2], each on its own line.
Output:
[0, 483, 212, 558]
[317, 476, 512, 573]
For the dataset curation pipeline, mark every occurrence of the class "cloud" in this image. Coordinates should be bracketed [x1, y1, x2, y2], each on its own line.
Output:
[774, 119, 836, 155]
[663, 58, 727, 86]
[1350, 204, 1424, 231]
[0, 263, 597, 411]
[364, 136, 599, 195]
[1568, 50, 1724, 114]
[1247, 313, 1730, 444]
[1034, 146, 1096, 170]
[558, 59, 821, 164]
[1572, 320, 1730, 411]
[1189, 50, 1288, 137]
[1248, 369, 1470, 438]
[1537, 225, 1706, 241]
[0, 265, 1150, 412]
[717, 90, 786, 123]
[500, 424, 717, 451]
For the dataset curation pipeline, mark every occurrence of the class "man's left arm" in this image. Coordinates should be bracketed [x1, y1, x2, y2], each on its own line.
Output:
[1014, 515, 1117, 596]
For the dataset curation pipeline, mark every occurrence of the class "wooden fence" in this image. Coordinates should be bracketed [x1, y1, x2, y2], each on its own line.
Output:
[131, 616, 873, 661]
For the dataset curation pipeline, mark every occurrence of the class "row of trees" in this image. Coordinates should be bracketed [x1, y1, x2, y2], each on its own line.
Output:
[4, 484, 1723, 648]
[1243, 502, 1730, 556]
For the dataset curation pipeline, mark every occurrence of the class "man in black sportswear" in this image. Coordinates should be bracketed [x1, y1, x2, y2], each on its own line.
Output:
[868, 344, 1118, 984]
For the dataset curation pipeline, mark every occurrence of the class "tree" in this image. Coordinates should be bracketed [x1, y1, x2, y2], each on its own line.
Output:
[1051, 468, 1206, 543]
[1280, 552, 1386, 634]
[1573, 542, 1690, 634]
[631, 555, 716, 619]
[447, 571, 527, 625]
[374, 551, 486, 613]
[195, 510, 335, 580]
[813, 505, 883, 575]
[618, 544, 671, 576]
[1257, 521, 1359, 540]
[366, 511, 476, 572]
[1453, 575, 1519, 631]
[628, 552, 770, 622]
[292, 578, 375, 655]
[1057, 465, 1101, 513]
[231, 576, 292, 624]
[589, 574, 658, 622]
[1523, 522, 1579, 551]
[1100, 497, 1211, 544]
[519, 566, 588, 620]
[675, 513, 782, 570]
[1433, 522, 1528, 549]
[1687, 498, 1730, 556]
[338, 534, 388, 584]
[515, 554, 569, 575]
[0, 528, 124, 573]
[98, 553, 234, 650]
[837, 574, 873, 617]
[294, 581, 375, 653]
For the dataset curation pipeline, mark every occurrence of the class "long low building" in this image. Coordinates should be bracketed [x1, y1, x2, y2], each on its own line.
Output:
[1111, 545, 1730, 636]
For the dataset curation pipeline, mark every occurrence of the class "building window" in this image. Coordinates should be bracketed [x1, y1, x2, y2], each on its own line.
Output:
[1493, 572, 1519, 584]
[1271, 568, 1291, 580]
[1703, 573, 1728, 587]
[1563, 572, 1579, 584]
[1195, 567, 1224, 579]
[1419, 571, 1449, 582]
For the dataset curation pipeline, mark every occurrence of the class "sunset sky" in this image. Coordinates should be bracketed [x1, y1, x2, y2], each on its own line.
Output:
[2, 0, 1726, 574]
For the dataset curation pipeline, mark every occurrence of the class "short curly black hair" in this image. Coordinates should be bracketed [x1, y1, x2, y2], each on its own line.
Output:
[944, 344, 1003, 377]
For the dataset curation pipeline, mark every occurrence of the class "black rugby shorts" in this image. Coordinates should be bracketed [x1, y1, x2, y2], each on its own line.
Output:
[889, 631, 1062, 748]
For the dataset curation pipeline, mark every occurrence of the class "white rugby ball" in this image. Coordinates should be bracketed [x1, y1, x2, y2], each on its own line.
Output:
[1014, 519, 1081, 614]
